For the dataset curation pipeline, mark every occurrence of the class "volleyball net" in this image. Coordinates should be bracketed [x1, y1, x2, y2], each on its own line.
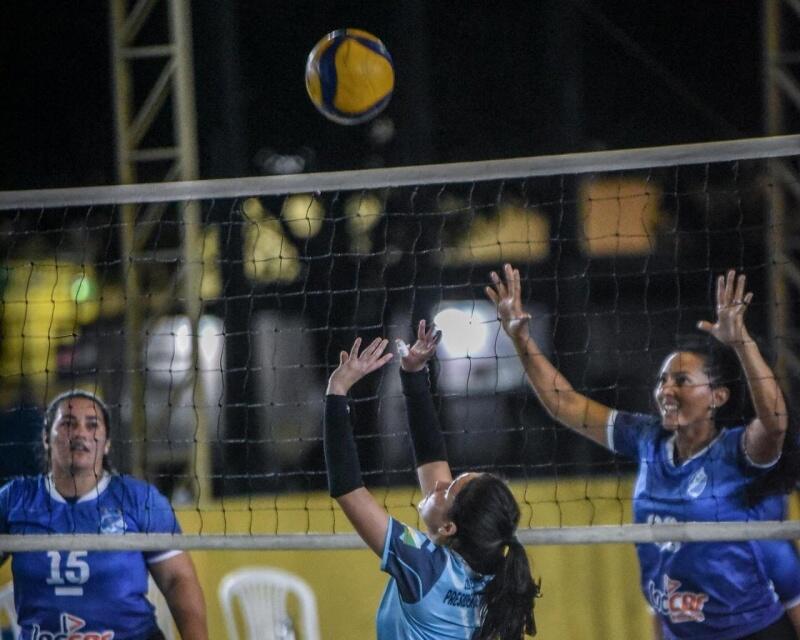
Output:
[0, 135, 798, 550]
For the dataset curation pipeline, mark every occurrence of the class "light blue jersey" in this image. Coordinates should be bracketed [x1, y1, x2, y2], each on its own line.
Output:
[0, 474, 181, 640]
[609, 411, 784, 640]
[376, 517, 491, 640]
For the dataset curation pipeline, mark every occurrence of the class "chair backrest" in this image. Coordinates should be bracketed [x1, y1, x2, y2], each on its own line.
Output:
[148, 576, 177, 640]
[0, 583, 19, 639]
[218, 568, 320, 640]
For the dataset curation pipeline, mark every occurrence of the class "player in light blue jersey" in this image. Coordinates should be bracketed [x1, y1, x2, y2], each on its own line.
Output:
[488, 264, 795, 640]
[323, 334, 539, 640]
[0, 390, 207, 640]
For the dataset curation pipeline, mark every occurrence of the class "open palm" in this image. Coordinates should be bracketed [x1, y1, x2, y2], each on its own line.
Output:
[485, 263, 531, 342]
[328, 337, 393, 396]
[697, 270, 753, 346]
[398, 319, 441, 372]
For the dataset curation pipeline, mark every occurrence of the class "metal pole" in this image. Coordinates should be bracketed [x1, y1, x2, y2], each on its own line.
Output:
[168, 0, 210, 500]
[110, 0, 146, 478]
[762, 0, 789, 388]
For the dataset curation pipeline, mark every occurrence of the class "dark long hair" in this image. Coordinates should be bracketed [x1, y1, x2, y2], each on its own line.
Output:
[448, 474, 540, 640]
[670, 336, 800, 502]
[42, 390, 113, 473]
[665, 336, 745, 428]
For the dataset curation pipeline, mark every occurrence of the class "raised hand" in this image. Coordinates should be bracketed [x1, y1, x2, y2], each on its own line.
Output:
[397, 319, 442, 373]
[485, 263, 531, 343]
[696, 270, 754, 347]
[327, 337, 394, 396]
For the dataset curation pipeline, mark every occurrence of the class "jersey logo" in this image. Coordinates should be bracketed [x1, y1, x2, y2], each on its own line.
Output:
[686, 467, 707, 499]
[646, 514, 681, 553]
[31, 612, 115, 639]
[648, 575, 709, 623]
[399, 525, 426, 549]
[99, 508, 126, 534]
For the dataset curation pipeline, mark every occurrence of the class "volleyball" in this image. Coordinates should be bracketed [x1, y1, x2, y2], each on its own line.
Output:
[305, 28, 394, 125]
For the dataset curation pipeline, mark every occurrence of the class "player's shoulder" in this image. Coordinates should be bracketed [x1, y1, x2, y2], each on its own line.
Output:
[1, 474, 46, 498]
[614, 411, 663, 445]
[715, 425, 748, 456]
[615, 411, 660, 430]
[720, 424, 747, 443]
[106, 474, 166, 503]
[0, 475, 46, 515]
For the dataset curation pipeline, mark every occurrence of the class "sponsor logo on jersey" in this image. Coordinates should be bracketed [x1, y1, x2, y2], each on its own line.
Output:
[686, 467, 707, 499]
[646, 513, 681, 553]
[99, 508, 126, 534]
[442, 589, 479, 608]
[31, 612, 115, 640]
[648, 575, 709, 624]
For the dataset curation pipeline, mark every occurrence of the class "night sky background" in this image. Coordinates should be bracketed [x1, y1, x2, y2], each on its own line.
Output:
[1, 1, 766, 190]
[0, 1, 788, 491]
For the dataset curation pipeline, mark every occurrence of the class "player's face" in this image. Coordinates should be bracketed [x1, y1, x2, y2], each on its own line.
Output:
[48, 397, 109, 477]
[654, 352, 719, 432]
[418, 472, 481, 539]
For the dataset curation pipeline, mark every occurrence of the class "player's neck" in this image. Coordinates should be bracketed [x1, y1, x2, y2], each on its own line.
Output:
[674, 421, 718, 464]
[50, 468, 104, 499]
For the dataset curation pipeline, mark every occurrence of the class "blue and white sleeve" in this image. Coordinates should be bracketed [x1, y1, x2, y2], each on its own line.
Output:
[760, 540, 800, 609]
[141, 483, 182, 564]
[380, 518, 448, 604]
[609, 411, 658, 460]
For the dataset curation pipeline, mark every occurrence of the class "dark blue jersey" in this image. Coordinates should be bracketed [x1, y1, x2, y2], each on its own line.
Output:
[0, 474, 181, 640]
[609, 411, 784, 640]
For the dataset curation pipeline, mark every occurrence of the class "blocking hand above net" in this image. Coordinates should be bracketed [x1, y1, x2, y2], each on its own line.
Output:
[323, 335, 538, 640]
[485, 262, 796, 640]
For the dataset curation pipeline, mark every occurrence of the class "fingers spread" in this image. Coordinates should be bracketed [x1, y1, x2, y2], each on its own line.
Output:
[734, 273, 746, 303]
[696, 320, 713, 333]
[724, 270, 735, 303]
[490, 271, 507, 298]
[364, 337, 388, 359]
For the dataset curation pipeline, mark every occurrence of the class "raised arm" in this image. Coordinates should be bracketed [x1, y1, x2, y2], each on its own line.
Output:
[485, 263, 612, 448]
[324, 337, 394, 556]
[697, 270, 787, 464]
[397, 319, 451, 496]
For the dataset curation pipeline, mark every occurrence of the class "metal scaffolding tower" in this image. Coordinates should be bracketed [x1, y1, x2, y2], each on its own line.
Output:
[763, 0, 800, 398]
[109, 0, 208, 497]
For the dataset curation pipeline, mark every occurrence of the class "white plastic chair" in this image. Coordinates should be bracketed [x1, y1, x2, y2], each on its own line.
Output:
[218, 568, 320, 640]
[148, 576, 177, 640]
[0, 582, 19, 639]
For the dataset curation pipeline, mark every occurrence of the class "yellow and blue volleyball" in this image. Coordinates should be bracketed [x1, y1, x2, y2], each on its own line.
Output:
[305, 29, 394, 125]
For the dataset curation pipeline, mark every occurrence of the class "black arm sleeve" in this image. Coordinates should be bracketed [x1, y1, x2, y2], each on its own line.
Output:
[400, 368, 448, 466]
[324, 394, 364, 498]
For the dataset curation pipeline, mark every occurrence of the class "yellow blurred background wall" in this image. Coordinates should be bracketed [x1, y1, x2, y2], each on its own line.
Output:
[2, 478, 797, 639]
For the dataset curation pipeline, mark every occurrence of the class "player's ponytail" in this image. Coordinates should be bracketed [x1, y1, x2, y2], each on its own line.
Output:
[449, 474, 540, 640]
